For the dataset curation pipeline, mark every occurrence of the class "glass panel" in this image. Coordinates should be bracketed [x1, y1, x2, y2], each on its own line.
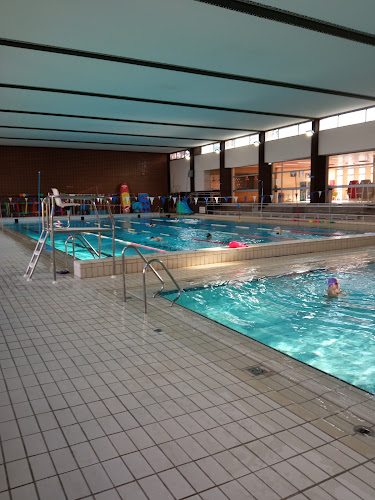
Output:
[249, 134, 260, 145]
[279, 125, 298, 139]
[201, 144, 214, 154]
[235, 136, 250, 148]
[170, 153, 177, 160]
[225, 139, 235, 150]
[338, 109, 366, 127]
[265, 129, 279, 141]
[320, 115, 338, 130]
[366, 107, 375, 122]
[298, 121, 313, 134]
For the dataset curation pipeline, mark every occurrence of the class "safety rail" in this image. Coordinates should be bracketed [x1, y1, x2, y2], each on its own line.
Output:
[143, 259, 181, 314]
[65, 234, 99, 270]
[122, 245, 164, 302]
[121, 245, 181, 313]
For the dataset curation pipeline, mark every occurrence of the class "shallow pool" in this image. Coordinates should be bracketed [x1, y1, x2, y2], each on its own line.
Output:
[7, 216, 360, 259]
[163, 265, 375, 394]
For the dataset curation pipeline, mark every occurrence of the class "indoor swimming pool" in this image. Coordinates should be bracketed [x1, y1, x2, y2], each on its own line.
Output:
[5, 216, 361, 259]
[163, 264, 375, 394]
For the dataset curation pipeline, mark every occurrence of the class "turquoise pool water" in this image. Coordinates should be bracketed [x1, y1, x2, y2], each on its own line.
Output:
[7, 216, 360, 259]
[163, 265, 375, 394]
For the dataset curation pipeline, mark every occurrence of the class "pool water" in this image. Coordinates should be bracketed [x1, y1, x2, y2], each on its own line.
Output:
[163, 265, 375, 394]
[8, 216, 360, 259]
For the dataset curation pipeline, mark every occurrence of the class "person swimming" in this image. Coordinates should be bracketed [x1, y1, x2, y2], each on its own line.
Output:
[270, 226, 283, 235]
[148, 223, 156, 227]
[327, 277, 343, 297]
[150, 236, 163, 241]
[206, 233, 212, 239]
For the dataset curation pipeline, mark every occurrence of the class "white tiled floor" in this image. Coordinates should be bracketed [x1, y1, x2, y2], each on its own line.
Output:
[0, 227, 375, 500]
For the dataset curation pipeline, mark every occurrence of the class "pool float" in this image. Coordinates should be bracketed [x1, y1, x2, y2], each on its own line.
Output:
[229, 241, 248, 248]
[120, 182, 131, 213]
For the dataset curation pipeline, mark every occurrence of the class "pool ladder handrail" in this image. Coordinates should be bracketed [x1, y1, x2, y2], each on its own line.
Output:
[122, 245, 181, 313]
[65, 234, 100, 270]
[122, 245, 164, 301]
[143, 259, 181, 314]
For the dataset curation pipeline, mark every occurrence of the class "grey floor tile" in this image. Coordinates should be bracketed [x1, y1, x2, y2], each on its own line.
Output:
[37, 476, 67, 500]
[60, 469, 91, 500]
[159, 468, 195, 499]
[10, 483, 39, 500]
[102, 458, 133, 487]
[6, 459, 33, 489]
[82, 463, 113, 494]
[139, 475, 175, 500]
[29, 452, 56, 481]
[122, 452, 154, 479]
[141, 446, 173, 473]
[51, 447, 78, 474]
[178, 462, 215, 492]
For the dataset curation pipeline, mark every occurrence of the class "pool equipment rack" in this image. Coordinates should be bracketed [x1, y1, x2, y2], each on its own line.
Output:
[122, 245, 181, 313]
[24, 193, 116, 283]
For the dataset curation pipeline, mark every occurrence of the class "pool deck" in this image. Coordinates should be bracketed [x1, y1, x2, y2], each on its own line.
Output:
[1, 228, 375, 500]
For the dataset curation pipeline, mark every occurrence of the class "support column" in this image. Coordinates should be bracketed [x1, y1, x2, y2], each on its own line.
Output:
[310, 119, 328, 203]
[219, 141, 231, 198]
[189, 148, 195, 193]
[167, 154, 171, 193]
[258, 132, 272, 202]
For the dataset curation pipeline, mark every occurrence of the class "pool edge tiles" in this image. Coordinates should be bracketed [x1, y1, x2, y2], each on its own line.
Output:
[74, 233, 375, 278]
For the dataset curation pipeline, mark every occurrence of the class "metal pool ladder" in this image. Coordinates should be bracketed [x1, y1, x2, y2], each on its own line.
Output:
[122, 245, 181, 313]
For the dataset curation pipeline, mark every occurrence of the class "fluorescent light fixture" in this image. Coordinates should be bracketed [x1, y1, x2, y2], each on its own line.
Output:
[253, 140, 261, 146]
[305, 130, 314, 137]
[185, 150, 191, 160]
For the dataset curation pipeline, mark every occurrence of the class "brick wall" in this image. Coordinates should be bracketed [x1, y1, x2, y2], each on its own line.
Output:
[0, 146, 169, 197]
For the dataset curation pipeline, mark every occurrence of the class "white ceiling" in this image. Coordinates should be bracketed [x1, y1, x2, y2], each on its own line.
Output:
[1, 0, 374, 153]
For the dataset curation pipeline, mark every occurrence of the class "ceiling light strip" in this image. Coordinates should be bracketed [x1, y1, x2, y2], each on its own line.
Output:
[194, 0, 375, 47]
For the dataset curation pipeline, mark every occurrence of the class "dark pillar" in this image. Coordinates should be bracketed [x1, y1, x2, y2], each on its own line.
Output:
[189, 148, 195, 192]
[310, 119, 328, 203]
[258, 132, 272, 202]
[167, 154, 171, 193]
[219, 141, 231, 198]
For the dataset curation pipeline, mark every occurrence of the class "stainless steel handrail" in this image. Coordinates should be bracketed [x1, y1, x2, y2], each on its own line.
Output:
[143, 258, 181, 314]
[106, 200, 116, 277]
[122, 245, 163, 302]
[65, 234, 99, 267]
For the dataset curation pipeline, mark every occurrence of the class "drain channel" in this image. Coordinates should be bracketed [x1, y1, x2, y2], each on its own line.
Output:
[353, 425, 374, 437]
[247, 366, 267, 376]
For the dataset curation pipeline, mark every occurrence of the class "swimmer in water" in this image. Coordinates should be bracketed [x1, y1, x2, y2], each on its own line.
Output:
[270, 226, 283, 235]
[150, 236, 163, 242]
[206, 233, 212, 239]
[327, 277, 344, 297]
[148, 223, 156, 227]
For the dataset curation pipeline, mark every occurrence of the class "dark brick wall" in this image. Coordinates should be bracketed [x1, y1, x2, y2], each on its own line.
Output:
[0, 146, 168, 197]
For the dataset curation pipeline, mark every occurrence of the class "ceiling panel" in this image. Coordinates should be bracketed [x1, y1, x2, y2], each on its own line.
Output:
[0, 0, 374, 152]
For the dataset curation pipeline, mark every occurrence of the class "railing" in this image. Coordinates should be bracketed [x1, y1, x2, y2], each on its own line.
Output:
[122, 245, 163, 302]
[143, 259, 181, 314]
[121, 245, 181, 313]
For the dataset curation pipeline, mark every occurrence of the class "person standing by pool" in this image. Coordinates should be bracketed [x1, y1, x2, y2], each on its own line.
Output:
[327, 277, 343, 297]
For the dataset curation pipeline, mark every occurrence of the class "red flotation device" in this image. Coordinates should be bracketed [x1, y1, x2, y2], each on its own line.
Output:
[229, 241, 248, 248]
